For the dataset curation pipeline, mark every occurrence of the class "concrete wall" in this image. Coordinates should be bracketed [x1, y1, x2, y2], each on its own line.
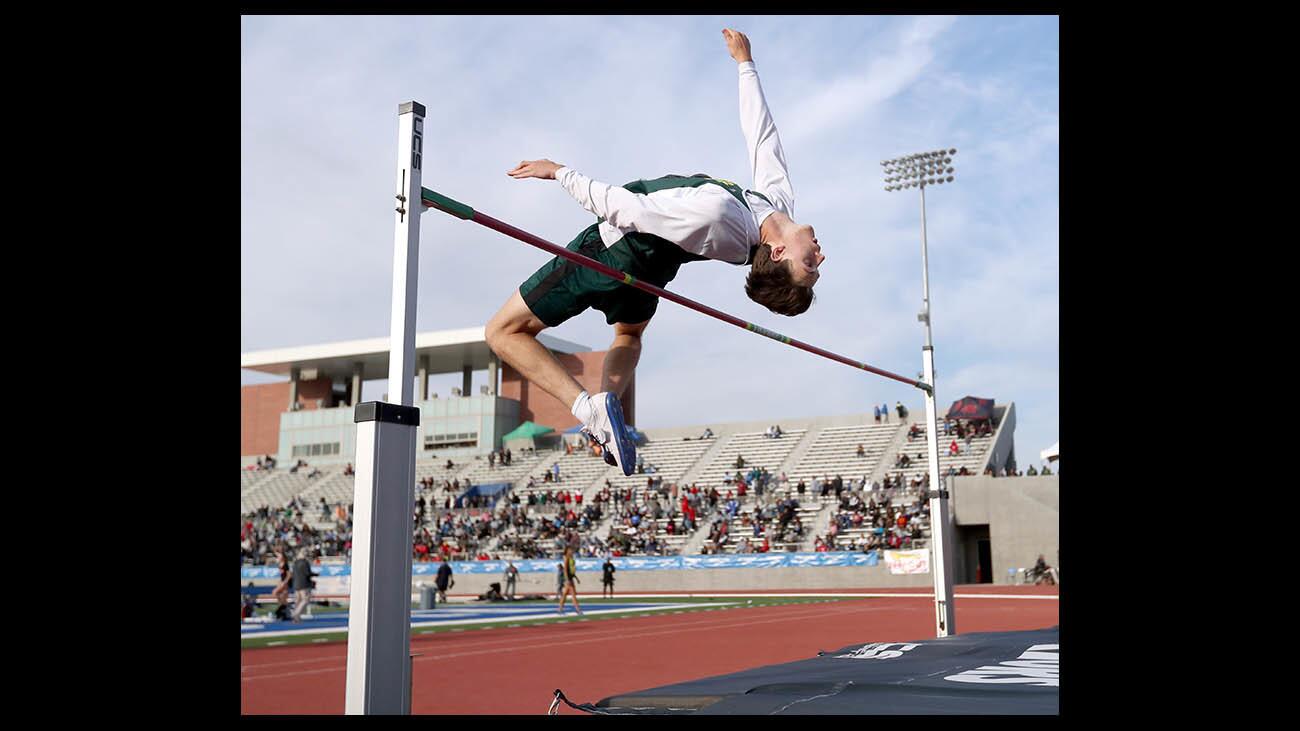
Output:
[950, 475, 1058, 583]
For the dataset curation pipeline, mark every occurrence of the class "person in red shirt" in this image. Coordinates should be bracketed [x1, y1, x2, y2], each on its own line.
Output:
[949, 439, 960, 456]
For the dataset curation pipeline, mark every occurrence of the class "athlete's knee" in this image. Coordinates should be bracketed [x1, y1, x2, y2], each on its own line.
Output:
[612, 319, 650, 345]
[487, 293, 546, 350]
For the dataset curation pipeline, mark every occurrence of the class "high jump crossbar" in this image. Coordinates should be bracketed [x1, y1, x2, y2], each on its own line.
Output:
[421, 188, 931, 394]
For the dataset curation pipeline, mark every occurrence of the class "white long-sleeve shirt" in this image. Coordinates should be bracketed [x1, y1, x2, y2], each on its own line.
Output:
[553, 61, 794, 265]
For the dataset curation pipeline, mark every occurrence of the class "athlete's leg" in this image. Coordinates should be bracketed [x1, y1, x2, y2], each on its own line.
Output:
[486, 290, 584, 409]
[601, 319, 650, 399]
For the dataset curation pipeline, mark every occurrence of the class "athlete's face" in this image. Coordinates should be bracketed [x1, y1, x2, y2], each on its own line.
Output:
[772, 224, 824, 286]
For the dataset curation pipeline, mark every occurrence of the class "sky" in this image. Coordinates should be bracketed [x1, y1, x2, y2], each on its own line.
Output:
[241, 15, 1059, 467]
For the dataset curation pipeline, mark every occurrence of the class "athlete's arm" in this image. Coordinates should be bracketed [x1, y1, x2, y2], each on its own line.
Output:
[727, 29, 795, 217]
[507, 159, 750, 262]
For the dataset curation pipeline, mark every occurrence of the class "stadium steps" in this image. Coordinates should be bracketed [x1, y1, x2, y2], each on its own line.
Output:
[870, 419, 915, 484]
[773, 428, 821, 477]
[672, 433, 732, 487]
[787, 422, 899, 487]
[686, 429, 808, 489]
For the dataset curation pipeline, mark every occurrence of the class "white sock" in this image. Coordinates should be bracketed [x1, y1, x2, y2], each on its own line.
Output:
[571, 391, 595, 426]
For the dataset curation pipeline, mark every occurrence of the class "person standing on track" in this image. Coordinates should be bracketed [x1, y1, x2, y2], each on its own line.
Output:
[557, 547, 583, 615]
[487, 28, 824, 479]
[435, 559, 454, 604]
[504, 559, 519, 600]
[601, 556, 617, 598]
[290, 550, 316, 623]
[272, 549, 291, 620]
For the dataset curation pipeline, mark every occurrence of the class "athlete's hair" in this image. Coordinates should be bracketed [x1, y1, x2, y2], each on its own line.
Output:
[745, 244, 815, 316]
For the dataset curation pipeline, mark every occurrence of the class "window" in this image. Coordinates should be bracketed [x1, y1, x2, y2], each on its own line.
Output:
[423, 432, 478, 450]
[292, 442, 342, 458]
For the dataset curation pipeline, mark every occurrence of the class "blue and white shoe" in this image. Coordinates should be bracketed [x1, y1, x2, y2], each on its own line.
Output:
[585, 391, 635, 477]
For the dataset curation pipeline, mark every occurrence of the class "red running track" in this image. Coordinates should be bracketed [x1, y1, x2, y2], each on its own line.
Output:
[241, 585, 1059, 715]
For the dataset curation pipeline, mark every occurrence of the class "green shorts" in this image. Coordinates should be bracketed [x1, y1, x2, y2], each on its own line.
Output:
[519, 224, 662, 328]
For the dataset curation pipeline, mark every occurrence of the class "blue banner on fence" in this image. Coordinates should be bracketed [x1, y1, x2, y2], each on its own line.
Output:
[240, 551, 878, 580]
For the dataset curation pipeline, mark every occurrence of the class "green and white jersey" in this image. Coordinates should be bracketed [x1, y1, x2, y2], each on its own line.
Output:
[553, 61, 794, 266]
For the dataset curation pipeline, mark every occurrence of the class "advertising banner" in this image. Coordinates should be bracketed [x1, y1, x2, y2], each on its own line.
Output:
[241, 551, 882, 580]
[883, 549, 930, 575]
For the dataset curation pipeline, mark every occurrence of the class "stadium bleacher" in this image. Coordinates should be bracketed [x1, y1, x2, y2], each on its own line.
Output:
[241, 408, 1009, 564]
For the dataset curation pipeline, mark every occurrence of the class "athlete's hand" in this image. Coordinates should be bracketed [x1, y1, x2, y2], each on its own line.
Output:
[507, 159, 563, 180]
[722, 28, 752, 63]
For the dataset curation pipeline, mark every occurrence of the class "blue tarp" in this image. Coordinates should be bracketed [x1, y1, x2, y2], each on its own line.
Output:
[584, 627, 1059, 715]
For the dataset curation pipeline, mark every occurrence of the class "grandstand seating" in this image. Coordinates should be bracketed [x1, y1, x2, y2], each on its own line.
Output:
[604, 437, 715, 494]
[688, 429, 807, 488]
[241, 408, 1009, 562]
[241, 471, 319, 514]
[879, 419, 996, 485]
[786, 423, 899, 486]
[513, 446, 612, 499]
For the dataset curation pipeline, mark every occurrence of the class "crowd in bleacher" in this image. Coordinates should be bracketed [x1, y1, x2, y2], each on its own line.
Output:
[242, 406, 1048, 567]
[241, 498, 352, 566]
[819, 486, 929, 552]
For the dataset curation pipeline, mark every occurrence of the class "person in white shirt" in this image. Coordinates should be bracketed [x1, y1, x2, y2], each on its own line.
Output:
[485, 29, 824, 479]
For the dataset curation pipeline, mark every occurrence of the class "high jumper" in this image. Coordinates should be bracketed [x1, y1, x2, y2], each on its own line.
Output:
[484, 29, 823, 476]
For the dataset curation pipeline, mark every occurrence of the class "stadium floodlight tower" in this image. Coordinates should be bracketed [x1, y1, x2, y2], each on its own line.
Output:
[344, 101, 427, 715]
[882, 148, 958, 638]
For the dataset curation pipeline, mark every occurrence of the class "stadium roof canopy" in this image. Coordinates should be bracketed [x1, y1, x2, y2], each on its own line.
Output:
[1040, 441, 1059, 462]
[240, 326, 590, 382]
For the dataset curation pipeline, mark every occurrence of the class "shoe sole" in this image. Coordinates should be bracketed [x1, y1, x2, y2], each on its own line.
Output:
[602, 393, 635, 477]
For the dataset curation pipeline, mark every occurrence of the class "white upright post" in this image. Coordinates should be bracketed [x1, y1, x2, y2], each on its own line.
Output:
[922, 350, 956, 637]
[345, 100, 426, 715]
[918, 184, 956, 638]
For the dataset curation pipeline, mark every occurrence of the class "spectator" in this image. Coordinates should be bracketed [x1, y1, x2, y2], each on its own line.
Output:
[949, 439, 960, 457]
[701, 427, 714, 439]
[435, 559, 454, 603]
[503, 560, 519, 600]
[873, 404, 881, 424]
[290, 550, 316, 623]
[881, 402, 889, 423]
[856, 444, 865, 457]
[343, 462, 354, 476]
[1026, 465, 1038, 476]
[242, 582, 258, 619]
[896, 401, 907, 419]
[1041, 464, 1053, 475]
[602, 557, 617, 598]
